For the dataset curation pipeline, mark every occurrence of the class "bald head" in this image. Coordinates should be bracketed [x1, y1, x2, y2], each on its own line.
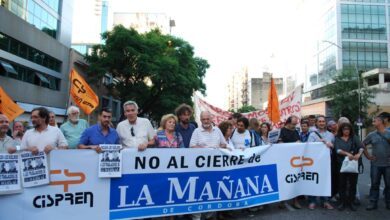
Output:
[200, 111, 213, 129]
[0, 114, 10, 136]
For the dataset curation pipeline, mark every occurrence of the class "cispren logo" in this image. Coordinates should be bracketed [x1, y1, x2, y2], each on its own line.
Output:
[50, 169, 85, 192]
[285, 156, 319, 184]
[33, 169, 94, 208]
[290, 156, 313, 171]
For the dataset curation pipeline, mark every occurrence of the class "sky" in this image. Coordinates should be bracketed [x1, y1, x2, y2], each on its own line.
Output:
[104, 0, 320, 109]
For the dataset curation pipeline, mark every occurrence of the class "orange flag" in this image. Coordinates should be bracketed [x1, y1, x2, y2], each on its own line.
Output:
[267, 77, 280, 124]
[69, 69, 99, 115]
[0, 86, 24, 121]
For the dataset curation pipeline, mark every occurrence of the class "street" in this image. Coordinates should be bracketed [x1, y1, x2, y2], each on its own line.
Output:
[231, 157, 389, 220]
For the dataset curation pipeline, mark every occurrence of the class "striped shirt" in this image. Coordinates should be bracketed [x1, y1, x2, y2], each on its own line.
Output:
[189, 126, 226, 148]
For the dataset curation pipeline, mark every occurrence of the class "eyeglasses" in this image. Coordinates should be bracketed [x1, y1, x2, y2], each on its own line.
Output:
[130, 127, 135, 137]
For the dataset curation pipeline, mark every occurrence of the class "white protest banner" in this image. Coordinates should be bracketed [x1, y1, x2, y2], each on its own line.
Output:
[20, 152, 49, 187]
[0, 143, 330, 220]
[268, 129, 280, 144]
[0, 153, 21, 194]
[194, 85, 302, 127]
[99, 144, 122, 178]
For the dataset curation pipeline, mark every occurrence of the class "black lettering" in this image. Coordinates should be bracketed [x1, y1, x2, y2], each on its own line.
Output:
[238, 155, 244, 164]
[213, 155, 221, 167]
[196, 156, 205, 168]
[75, 192, 83, 204]
[222, 155, 229, 167]
[47, 194, 54, 207]
[135, 157, 146, 169]
[55, 194, 64, 206]
[167, 156, 178, 169]
[313, 172, 319, 184]
[65, 193, 74, 205]
[149, 156, 159, 169]
[85, 192, 94, 207]
[230, 156, 238, 165]
[180, 156, 188, 168]
[33, 196, 42, 208]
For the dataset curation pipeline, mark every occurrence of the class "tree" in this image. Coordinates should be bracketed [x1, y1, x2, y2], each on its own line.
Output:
[85, 25, 208, 122]
[324, 68, 375, 125]
[237, 105, 257, 113]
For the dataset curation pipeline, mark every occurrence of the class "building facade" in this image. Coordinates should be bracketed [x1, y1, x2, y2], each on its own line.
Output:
[0, 0, 73, 123]
[71, 0, 108, 55]
[250, 72, 283, 110]
[113, 12, 170, 34]
[227, 68, 250, 111]
[303, 0, 390, 116]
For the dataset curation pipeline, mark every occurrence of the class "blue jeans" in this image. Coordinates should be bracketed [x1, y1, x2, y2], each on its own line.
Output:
[369, 165, 390, 204]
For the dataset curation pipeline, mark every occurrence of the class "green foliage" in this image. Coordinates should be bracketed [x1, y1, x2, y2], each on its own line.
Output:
[85, 25, 208, 122]
[324, 68, 375, 126]
[236, 105, 257, 113]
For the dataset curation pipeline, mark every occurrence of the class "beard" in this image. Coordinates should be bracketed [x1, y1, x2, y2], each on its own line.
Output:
[180, 119, 189, 124]
[33, 122, 39, 129]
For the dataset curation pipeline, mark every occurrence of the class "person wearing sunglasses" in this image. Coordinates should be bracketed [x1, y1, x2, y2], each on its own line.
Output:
[117, 101, 155, 151]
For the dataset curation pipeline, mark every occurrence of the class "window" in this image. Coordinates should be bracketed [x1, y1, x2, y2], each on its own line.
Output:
[0, 59, 61, 91]
[0, 32, 62, 72]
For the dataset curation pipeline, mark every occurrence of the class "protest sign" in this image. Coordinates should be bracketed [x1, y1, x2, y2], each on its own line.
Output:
[0, 153, 21, 194]
[20, 152, 49, 187]
[99, 144, 122, 178]
[268, 129, 280, 144]
[0, 143, 330, 220]
[194, 85, 302, 127]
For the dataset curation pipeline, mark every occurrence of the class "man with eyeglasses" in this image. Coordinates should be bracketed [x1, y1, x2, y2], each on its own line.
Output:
[116, 101, 155, 151]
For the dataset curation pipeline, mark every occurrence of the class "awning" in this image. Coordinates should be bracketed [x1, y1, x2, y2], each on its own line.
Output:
[35, 72, 50, 84]
[0, 60, 18, 75]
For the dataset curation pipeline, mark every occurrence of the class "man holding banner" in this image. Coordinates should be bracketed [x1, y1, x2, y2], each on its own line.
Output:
[21, 107, 68, 155]
[79, 108, 120, 153]
[0, 114, 17, 154]
[117, 101, 155, 151]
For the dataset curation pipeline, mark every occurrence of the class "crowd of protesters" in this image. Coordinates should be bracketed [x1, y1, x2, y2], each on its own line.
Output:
[1, 102, 390, 219]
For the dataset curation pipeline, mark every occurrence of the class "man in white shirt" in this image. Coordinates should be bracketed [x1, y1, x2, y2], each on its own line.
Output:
[116, 101, 155, 151]
[189, 111, 226, 220]
[21, 107, 68, 155]
[231, 117, 257, 149]
[0, 114, 16, 154]
[190, 111, 227, 149]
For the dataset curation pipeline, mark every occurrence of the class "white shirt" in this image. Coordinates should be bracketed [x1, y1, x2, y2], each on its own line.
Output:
[0, 135, 15, 153]
[231, 129, 252, 149]
[189, 126, 226, 148]
[226, 138, 235, 150]
[116, 117, 155, 148]
[21, 125, 68, 151]
[308, 129, 335, 144]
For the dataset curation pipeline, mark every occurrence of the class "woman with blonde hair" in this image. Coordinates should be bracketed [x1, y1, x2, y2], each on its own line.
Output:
[154, 114, 184, 148]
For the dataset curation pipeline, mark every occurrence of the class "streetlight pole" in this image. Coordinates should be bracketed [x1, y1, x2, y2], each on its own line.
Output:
[322, 40, 362, 139]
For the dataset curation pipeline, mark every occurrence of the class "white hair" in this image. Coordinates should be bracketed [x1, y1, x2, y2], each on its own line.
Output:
[338, 117, 350, 125]
[123, 100, 138, 110]
[200, 111, 212, 119]
[67, 106, 80, 115]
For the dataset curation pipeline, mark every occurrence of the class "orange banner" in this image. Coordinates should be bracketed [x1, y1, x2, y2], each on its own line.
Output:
[69, 69, 99, 115]
[0, 86, 24, 121]
[267, 77, 281, 124]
